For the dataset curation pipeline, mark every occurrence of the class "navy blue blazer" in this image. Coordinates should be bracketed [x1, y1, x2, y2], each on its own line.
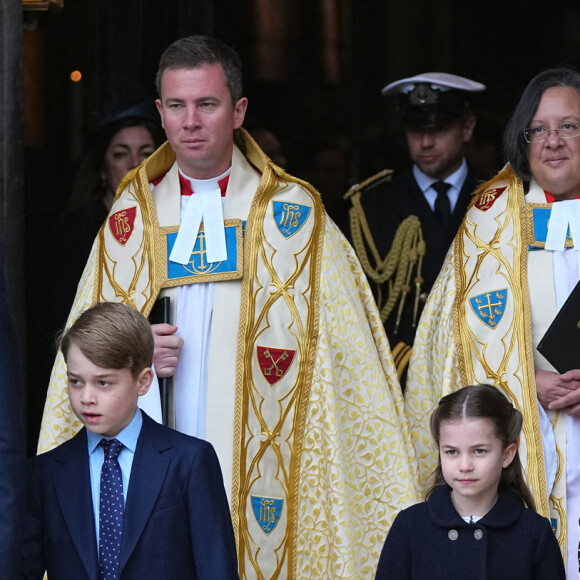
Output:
[22, 412, 239, 579]
[375, 486, 565, 580]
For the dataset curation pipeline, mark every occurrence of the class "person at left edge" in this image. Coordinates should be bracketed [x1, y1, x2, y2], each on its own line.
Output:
[37, 36, 420, 579]
[43, 99, 164, 336]
[0, 259, 25, 580]
[23, 302, 238, 580]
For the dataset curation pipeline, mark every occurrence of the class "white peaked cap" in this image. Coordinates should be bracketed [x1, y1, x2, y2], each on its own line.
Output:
[382, 72, 486, 96]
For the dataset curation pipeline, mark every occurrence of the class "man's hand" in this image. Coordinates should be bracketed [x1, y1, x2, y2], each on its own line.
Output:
[151, 323, 184, 378]
[536, 368, 580, 417]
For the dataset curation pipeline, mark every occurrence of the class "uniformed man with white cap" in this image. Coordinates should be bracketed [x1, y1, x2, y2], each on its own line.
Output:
[346, 72, 486, 385]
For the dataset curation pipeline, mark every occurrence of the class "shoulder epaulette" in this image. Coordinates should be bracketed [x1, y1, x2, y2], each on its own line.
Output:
[344, 169, 394, 201]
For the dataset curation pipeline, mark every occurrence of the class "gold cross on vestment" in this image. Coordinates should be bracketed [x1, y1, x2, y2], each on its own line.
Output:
[190, 233, 207, 271]
[476, 292, 502, 323]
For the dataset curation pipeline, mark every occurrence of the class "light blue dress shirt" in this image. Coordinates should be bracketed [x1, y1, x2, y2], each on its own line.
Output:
[413, 158, 468, 213]
[87, 408, 143, 548]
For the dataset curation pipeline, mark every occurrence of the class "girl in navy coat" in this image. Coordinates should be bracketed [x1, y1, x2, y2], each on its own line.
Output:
[375, 384, 565, 580]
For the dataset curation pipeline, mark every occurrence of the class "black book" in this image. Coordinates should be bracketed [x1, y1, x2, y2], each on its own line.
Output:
[537, 281, 580, 373]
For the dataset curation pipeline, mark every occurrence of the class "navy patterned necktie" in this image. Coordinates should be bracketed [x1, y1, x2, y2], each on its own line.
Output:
[433, 181, 452, 229]
[99, 438, 124, 580]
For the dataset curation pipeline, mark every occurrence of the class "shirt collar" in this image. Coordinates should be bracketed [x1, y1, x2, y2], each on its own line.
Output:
[178, 168, 230, 197]
[87, 407, 143, 455]
[413, 157, 468, 194]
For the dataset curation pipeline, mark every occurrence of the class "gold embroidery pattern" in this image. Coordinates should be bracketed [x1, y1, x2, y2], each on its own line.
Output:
[296, 223, 419, 579]
[96, 175, 160, 316]
[550, 428, 566, 553]
[406, 255, 463, 487]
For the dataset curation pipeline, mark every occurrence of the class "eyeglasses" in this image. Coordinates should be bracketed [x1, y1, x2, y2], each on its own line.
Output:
[524, 122, 580, 143]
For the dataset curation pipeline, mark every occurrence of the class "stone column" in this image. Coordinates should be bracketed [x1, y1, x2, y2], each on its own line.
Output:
[1, 1, 26, 403]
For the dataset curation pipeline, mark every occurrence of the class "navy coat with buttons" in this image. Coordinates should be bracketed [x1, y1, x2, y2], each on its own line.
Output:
[375, 486, 564, 580]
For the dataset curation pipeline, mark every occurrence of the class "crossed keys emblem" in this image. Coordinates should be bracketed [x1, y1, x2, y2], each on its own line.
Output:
[257, 346, 296, 386]
[263, 348, 289, 376]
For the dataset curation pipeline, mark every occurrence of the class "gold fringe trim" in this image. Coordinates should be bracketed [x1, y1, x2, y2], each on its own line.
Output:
[392, 341, 413, 379]
[346, 175, 426, 324]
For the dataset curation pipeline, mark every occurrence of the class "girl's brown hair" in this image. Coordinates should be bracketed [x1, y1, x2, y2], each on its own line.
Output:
[427, 384, 536, 510]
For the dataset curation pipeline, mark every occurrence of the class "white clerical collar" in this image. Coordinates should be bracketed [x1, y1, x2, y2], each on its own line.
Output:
[169, 166, 232, 265]
[179, 167, 231, 194]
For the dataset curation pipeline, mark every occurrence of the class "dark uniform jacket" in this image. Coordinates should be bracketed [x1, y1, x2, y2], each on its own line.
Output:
[375, 486, 565, 580]
[362, 166, 478, 347]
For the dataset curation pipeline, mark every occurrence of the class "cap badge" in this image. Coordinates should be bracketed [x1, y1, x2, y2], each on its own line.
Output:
[409, 83, 439, 106]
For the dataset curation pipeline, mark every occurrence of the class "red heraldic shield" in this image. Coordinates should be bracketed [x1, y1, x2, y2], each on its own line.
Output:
[257, 346, 296, 386]
[474, 187, 507, 212]
[108, 206, 137, 246]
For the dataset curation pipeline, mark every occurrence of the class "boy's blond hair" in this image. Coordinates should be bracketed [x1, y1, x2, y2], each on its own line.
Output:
[60, 302, 154, 378]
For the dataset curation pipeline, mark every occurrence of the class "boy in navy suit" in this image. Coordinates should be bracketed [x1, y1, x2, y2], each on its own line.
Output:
[23, 302, 239, 579]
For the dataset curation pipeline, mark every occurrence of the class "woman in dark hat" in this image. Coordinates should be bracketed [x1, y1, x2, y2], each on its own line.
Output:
[44, 100, 165, 334]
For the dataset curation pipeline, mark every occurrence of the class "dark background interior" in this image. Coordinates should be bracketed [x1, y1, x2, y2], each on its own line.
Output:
[22, 0, 580, 452]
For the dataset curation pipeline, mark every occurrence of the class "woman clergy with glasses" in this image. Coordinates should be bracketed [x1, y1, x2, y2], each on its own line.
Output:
[404, 67, 580, 574]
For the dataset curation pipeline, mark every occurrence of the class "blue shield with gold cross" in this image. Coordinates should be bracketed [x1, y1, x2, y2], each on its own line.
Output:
[272, 201, 311, 238]
[469, 289, 508, 329]
[251, 495, 283, 535]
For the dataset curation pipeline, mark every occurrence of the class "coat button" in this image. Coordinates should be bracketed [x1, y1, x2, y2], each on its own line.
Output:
[474, 529, 483, 540]
[448, 529, 458, 541]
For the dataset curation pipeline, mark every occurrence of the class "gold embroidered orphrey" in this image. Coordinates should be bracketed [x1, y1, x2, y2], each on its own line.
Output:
[232, 160, 324, 579]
